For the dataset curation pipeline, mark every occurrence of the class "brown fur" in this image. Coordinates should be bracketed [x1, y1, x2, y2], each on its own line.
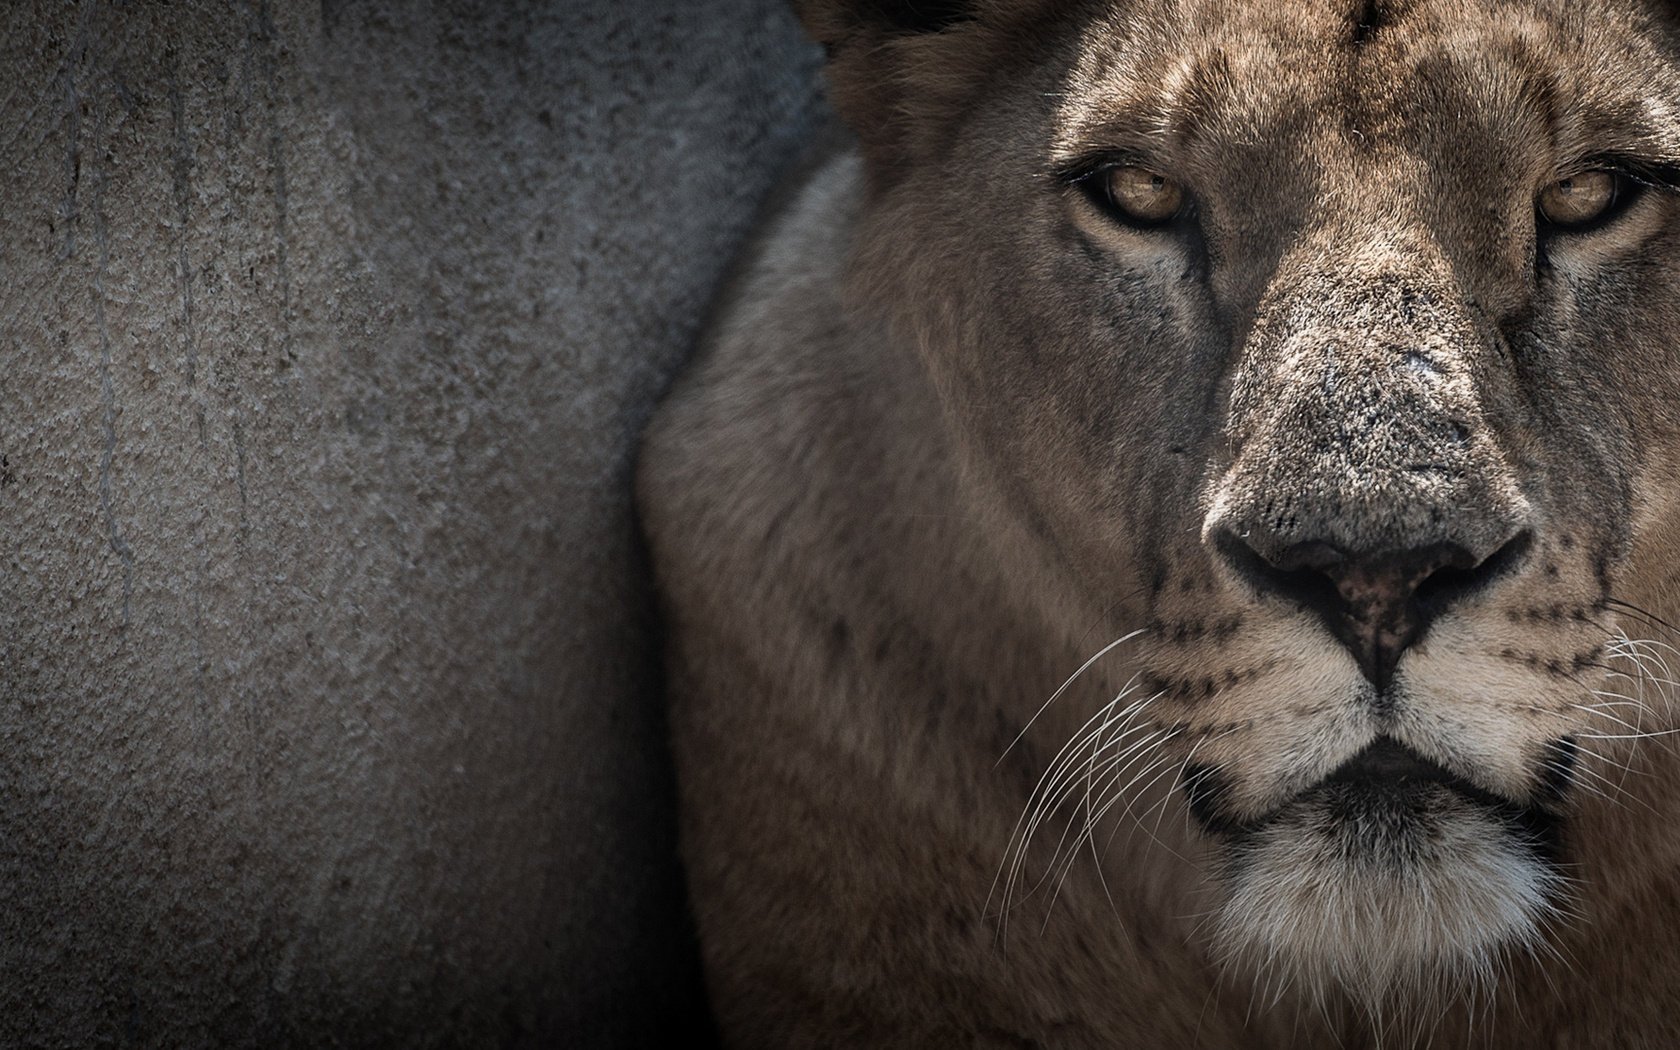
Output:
[639, 1, 1680, 1045]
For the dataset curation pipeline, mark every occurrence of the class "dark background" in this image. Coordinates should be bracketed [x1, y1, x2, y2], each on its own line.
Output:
[0, 1, 818, 1044]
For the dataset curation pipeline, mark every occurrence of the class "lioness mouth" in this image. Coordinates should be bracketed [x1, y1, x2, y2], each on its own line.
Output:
[1183, 736, 1570, 865]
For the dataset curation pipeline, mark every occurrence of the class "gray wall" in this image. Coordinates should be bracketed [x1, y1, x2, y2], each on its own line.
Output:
[0, 1, 817, 1044]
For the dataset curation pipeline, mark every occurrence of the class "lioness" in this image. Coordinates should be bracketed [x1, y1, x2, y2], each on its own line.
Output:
[638, 0, 1680, 1044]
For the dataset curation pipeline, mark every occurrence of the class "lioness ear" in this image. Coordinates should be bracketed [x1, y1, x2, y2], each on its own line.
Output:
[792, 0, 1034, 181]
[794, 0, 975, 45]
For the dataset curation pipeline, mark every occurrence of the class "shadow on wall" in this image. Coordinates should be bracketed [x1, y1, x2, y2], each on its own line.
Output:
[0, 1, 818, 1045]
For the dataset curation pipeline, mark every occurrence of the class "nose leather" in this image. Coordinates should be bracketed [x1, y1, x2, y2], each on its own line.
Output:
[1291, 540, 1476, 686]
[1216, 529, 1530, 688]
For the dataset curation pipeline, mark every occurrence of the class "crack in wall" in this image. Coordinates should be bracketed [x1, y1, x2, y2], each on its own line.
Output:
[62, 0, 135, 631]
[54, 2, 96, 261]
[254, 0, 294, 366]
[169, 55, 206, 451]
[90, 155, 135, 630]
[232, 413, 251, 541]
[169, 53, 214, 727]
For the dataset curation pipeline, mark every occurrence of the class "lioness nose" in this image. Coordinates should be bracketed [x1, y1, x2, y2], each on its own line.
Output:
[1214, 531, 1532, 688]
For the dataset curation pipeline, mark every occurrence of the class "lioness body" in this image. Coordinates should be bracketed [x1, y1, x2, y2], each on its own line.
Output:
[645, 148, 1244, 1045]
[640, 1, 1680, 1045]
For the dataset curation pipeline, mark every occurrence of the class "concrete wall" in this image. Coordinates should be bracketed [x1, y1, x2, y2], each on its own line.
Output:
[0, 2, 817, 1044]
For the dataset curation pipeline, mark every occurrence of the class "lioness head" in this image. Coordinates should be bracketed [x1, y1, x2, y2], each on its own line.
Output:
[801, 0, 1680, 1008]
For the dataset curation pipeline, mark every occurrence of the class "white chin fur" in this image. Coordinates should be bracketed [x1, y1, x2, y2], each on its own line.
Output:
[1209, 788, 1562, 1009]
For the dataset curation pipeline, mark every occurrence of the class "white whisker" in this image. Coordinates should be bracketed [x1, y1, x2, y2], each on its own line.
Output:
[996, 628, 1150, 765]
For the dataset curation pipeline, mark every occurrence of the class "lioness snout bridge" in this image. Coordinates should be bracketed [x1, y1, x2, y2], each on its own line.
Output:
[1203, 222, 1538, 689]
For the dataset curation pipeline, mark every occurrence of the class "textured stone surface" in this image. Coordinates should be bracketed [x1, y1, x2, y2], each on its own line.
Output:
[0, 1, 817, 1044]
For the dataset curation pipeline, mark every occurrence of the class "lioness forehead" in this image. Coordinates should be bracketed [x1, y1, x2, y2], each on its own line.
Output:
[1055, 0, 1680, 181]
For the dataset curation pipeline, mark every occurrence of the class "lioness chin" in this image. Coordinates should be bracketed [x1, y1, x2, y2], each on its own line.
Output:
[639, 0, 1680, 1045]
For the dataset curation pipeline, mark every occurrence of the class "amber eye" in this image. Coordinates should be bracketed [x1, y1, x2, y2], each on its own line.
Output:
[1537, 170, 1624, 229]
[1092, 166, 1187, 227]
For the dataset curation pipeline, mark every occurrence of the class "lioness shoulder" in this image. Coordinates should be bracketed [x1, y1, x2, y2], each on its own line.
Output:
[640, 1, 1680, 1046]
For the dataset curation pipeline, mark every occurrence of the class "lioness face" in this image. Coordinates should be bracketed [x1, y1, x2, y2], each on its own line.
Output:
[840, 0, 1680, 1004]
